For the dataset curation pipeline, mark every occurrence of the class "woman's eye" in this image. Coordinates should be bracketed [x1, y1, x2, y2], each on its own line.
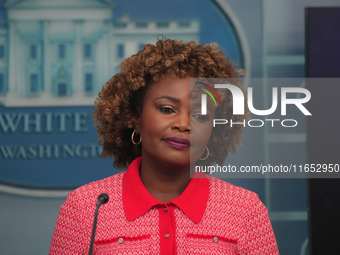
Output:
[159, 107, 175, 114]
[192, 114, 210, 122]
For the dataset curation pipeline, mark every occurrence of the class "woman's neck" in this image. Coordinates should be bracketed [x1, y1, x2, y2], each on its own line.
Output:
[139, 155, 191, 203]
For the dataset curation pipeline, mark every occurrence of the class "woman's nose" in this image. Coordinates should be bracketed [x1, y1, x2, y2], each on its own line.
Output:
[172, 112, 190, 132]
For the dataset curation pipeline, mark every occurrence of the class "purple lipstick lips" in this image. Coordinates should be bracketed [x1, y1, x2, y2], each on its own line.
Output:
[164, 137, 190, 150]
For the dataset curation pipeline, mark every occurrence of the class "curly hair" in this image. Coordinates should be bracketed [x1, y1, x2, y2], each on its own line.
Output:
[93, 37, 246, 169]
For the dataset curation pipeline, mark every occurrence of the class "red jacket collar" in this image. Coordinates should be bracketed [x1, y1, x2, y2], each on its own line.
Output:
[123, 157, 209, 224]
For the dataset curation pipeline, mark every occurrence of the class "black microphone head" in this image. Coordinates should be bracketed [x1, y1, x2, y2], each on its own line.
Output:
[97, 193, 109, 205]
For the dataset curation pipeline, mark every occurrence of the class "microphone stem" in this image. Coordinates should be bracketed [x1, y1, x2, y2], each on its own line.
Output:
[88, 203, 100, 255]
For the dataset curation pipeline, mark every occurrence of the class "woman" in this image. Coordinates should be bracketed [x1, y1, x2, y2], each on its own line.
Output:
[49, 37, 279, 254]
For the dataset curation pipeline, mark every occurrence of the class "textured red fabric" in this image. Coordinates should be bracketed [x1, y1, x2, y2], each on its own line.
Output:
[49, 158, 279, 254]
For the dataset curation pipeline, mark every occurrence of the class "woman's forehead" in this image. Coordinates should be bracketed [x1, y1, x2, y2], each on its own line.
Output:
[145, 77, 191, 98]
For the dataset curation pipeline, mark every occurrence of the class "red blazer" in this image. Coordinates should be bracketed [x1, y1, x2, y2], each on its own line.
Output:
[50, 158, 279, 254]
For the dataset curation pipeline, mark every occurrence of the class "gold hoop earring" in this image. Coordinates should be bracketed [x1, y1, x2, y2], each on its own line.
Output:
[200, 147, 209, 160]
[131, 130, 142, 145]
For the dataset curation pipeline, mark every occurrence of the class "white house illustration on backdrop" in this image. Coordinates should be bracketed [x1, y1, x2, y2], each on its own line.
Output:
[0, 0, 199, 107]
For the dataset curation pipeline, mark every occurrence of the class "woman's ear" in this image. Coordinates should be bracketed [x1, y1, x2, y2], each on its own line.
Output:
[134, 116, 141, 133]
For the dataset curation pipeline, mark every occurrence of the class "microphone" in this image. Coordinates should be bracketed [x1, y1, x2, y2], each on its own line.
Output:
[88, 193, 109, 255]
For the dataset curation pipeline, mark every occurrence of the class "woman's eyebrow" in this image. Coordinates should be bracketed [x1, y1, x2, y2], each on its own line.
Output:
[191, 102, 202, 107]
[152, 96, 181, 103]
